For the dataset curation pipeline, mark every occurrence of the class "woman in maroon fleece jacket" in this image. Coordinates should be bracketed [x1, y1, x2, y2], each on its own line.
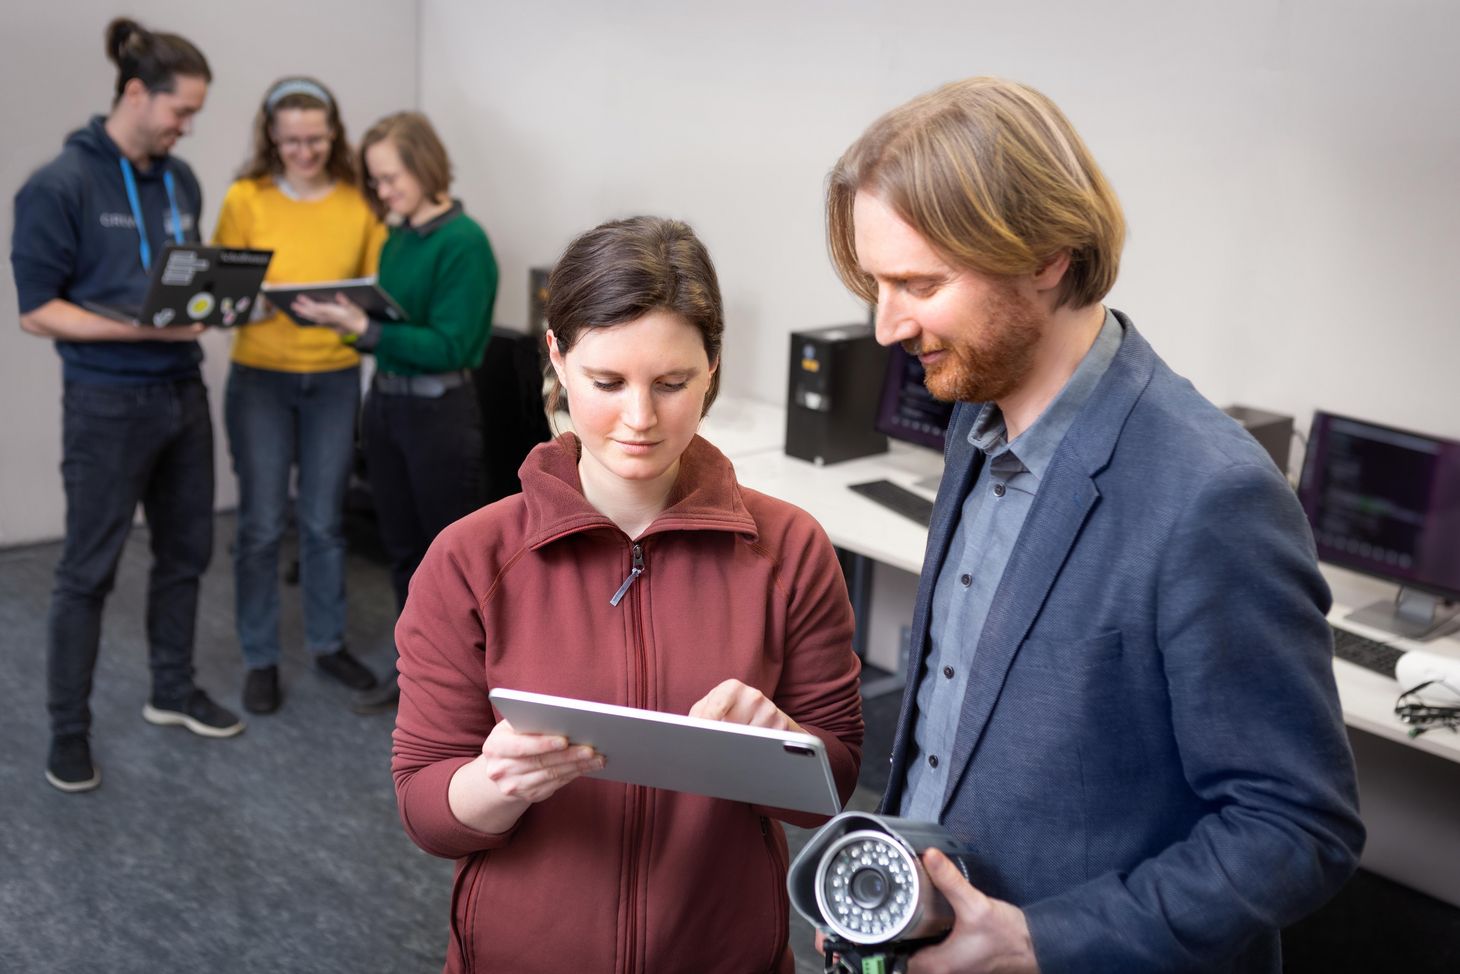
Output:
[391, 216, 864, 974]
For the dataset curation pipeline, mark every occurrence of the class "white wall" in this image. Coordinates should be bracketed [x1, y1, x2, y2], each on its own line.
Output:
[419, 0, 1460, 457]
[0, 1, 418, 545]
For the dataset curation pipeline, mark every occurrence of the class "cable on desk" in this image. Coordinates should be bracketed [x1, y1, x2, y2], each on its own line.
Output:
[1394, 680, 1460, 737]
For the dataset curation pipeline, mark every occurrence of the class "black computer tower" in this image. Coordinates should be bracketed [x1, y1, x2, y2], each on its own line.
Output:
[1223, 404, 1293, 476]
[785, 324, 889, 465]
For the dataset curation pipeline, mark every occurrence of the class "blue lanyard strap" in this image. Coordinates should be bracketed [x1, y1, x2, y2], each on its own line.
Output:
[119, 158, 185, 271]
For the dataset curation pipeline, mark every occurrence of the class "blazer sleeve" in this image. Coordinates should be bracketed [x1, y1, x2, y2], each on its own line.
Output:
[1023, 462, 1365, 972]
[391, 526, 518, 859]
[754, 513, 864, 828]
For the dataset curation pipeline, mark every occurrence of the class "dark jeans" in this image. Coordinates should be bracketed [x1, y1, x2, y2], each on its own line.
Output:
[225, 363, 360, 669]
[362, 380, 485, 614]
[48, 377, 215, 737]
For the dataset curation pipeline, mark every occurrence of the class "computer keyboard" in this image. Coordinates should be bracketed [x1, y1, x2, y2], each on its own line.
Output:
[1331, 624, 1406, 679]
[848, 479, 934, 528]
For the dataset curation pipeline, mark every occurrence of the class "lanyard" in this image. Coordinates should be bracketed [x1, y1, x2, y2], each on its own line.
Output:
[118, 157, 184, 271]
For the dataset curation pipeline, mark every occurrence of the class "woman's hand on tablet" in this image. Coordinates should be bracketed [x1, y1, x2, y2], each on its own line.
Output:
[689, 679, 803, 734]
[478, 718, 605, 804]
[448, 718, 605, 834]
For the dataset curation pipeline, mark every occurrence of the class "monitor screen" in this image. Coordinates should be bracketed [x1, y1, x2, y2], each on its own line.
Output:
[1298, 411, 1460, 602]
[874, 345, 955, 453]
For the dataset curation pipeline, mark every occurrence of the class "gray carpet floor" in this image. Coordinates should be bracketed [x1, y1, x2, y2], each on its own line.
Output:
[0, 512, 878, 973]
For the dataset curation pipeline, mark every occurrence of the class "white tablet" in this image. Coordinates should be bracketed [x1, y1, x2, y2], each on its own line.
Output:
[488, 688, 842, 815]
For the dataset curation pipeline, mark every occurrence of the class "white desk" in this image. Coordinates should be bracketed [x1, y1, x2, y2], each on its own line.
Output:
[729, 442, 941, 576]
[1325, 566, 1460, 765]
[1322, 567, 1460, 907]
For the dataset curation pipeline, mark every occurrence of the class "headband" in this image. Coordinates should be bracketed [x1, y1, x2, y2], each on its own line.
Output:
[266, 78, 332, 111]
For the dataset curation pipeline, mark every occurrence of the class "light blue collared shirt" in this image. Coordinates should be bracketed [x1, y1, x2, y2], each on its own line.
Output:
[901, 309, 1123, 820]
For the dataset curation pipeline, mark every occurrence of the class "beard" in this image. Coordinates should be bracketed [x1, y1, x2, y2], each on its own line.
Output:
[908, 281, 1044, 404]
[139, 120, 180, 158]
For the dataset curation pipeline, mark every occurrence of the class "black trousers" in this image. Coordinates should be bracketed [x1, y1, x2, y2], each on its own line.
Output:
[361, 380, 486, 614]
[48, 378, 215, 736]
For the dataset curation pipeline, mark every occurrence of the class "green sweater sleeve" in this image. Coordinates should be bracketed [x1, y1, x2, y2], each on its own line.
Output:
[373, 231, 497, 374]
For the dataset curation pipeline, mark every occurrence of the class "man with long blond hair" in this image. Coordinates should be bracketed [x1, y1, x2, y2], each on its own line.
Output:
[826, 77, 1363, 972]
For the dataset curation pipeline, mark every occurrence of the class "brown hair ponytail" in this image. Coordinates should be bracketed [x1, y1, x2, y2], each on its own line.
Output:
[105, 16, 211, 104]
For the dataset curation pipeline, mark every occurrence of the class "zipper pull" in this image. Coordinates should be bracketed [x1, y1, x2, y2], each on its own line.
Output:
[609, 543, 645, 607]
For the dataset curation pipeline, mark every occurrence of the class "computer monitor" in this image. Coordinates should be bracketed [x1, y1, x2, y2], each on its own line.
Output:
[874, 344, 955, 455]
[1298, 410, 1460, 640]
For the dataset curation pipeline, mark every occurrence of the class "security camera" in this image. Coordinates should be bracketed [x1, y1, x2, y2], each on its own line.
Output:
[788, 811, 973, 973]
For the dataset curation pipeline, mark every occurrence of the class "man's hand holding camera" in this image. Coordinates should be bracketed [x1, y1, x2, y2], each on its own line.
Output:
[905, 849, 1038, 974]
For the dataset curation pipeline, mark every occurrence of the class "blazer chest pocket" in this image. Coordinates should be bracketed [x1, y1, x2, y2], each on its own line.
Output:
[1015, 629, 1123, 672]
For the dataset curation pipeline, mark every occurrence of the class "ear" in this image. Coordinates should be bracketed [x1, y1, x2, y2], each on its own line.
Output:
[121, 76, 150, 105]
[545, 329, 568, 384]
[707, 354, 720, 377]
[1031, 250, 1072, 294]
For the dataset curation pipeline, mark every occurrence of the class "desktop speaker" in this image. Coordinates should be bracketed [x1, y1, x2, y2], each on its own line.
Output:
[785, 324, 889, 465]
[1222, 404, 1293, 476]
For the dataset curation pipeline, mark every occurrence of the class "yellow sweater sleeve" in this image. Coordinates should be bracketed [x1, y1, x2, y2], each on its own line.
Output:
[212, 180, 254, 249]
[360, 216, 387, 278]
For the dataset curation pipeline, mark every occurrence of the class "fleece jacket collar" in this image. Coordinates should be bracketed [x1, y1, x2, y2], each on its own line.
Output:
[519, 433, 758, 550]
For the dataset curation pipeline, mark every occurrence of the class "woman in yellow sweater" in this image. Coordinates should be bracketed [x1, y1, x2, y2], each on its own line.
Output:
[213, 77, 384, 714]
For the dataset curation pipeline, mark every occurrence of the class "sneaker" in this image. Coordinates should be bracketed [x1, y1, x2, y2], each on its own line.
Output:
[243, 666, 281, 714]
[351, 671, 400, 715]
[316, 647, 377, 691]
[143, 689, 245, 738]
[45, 733, 101, 793]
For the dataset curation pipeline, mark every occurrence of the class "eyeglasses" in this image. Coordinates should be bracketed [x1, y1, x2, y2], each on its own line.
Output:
[1394, 681, 1460, 737]
[277, 135, 331, 152]
[366, 172, 407, 190]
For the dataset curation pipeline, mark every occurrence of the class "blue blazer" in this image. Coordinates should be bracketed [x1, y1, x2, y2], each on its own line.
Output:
[881, 314, 1364, 972]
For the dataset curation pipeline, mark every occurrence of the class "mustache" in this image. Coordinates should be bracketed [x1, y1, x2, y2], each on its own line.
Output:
[902, 339, 945, 357]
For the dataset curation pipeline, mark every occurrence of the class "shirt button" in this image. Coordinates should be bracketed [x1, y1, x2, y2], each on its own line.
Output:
[928, 754, 940, 768]
[942, 665, 954, 679]
[993, 482, 1007, 497]
[960, 573, 972, 587]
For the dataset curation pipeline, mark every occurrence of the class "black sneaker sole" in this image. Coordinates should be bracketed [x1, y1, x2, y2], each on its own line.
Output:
[315, 657, 378, 691]
[142, 704, 246, 738]
[45, 767, 101, 793]
[242, 696, 281, 715]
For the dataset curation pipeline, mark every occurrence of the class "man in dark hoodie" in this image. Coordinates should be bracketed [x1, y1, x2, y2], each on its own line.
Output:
[12, 17, 243, 794]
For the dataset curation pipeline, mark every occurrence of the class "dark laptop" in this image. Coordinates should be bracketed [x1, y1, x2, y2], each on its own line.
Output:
[87, 244, 273, 329]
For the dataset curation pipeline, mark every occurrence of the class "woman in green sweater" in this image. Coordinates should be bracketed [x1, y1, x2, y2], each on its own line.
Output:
[293, 111, 497, 711]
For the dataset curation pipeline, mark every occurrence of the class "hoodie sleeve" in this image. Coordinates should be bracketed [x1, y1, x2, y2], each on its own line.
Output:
[755, 509, 865, 828]
[11, 168, 82, 313]
[392, 520, 520, 859]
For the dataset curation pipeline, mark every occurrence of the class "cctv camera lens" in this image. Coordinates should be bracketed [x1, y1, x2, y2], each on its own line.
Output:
[850, 867, 888, 908]
[814, 830, 923, 945]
